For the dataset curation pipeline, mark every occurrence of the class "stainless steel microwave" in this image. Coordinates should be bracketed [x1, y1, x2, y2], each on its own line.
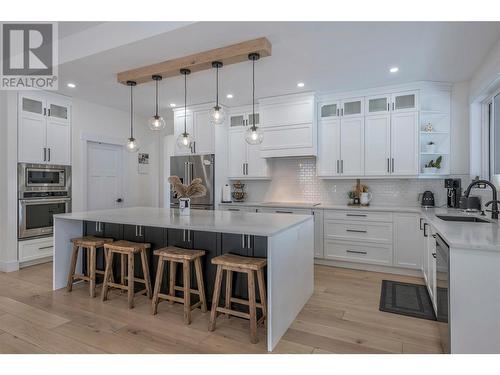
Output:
[18, 163, 71, 197]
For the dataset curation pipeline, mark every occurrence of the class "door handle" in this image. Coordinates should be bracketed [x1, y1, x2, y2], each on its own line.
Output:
[183, 229, 186, 242]
[392, 102, 395, 111]
[43, 147, 47, 162]
[243, 163, 245, 175]
[387, 103, 390, 111]
[387, 158, 390, 173]
[43, 107, 47, 116]
[391, 158, 395, 173]
[247, 235, 251, 249]
[432, 253, 437, 259]
[336, 160, 339, 174]
[341, 108, 344, 116]
[341, 160, 344, 174]
[419, 218, 424, 230]
[423, 223, 429, 237]
[242, 234, 246, 248]
[48, 148, 51, 162]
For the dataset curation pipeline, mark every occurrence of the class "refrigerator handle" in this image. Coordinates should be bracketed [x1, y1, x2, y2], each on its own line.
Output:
[190, 162, 194, 184]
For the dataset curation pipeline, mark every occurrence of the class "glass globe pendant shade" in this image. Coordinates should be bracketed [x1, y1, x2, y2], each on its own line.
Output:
[126, 137, 140, 153]
[148, 115, 166, 131]
[245, 126, 264, 145]
[176, 132, 193, 149]
[209, 105, 226, 125]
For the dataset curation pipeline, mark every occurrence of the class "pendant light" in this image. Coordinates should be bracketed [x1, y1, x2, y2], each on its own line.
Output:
[245, 53, 263, 145]
[126, 80, 140, 153]
[176, 68, 193, 149]
[209, 61, 226, 125]
[148, 74, 166, 131]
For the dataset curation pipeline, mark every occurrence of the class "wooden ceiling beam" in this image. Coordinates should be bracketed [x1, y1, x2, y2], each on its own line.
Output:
[117, 37, 272, 85]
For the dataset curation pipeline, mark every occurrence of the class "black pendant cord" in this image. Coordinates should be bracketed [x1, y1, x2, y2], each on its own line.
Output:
[155, 79, 159, 117]
[252, 57, 255, 130]
[184, 72, 187, 134]
[130, 84, 134, 138]
[216, 65, 219, 108]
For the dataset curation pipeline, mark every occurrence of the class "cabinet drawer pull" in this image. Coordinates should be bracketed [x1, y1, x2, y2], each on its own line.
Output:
[39, 245, 53, 251]
[346, 229, 367, 233]
[387, 158, 390, 173]
[346, 213, 367, 217]
[275, 210, 293, 214]
[247, 235, 251, 249]
[423, 223, 429, 237]
[346, 250, 367, 255]
[227, 208, 240, 212]
[242, 234, 246, 248]
[419, 218, 424, 230]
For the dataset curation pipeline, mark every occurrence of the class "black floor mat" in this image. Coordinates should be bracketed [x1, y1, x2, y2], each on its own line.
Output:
[379, 280, 436, 321]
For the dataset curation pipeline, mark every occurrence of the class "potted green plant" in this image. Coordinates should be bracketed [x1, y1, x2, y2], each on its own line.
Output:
[347, 191, 356, 205]
[423, 156, 442, 174]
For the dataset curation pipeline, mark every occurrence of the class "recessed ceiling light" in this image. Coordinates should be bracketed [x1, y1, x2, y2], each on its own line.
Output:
[169, 103, 176, 108]
[389, 67, 399, 73]
[226, 94, 234, 99]
[67, 83, 76, 88]
[297, 82, 305, 88]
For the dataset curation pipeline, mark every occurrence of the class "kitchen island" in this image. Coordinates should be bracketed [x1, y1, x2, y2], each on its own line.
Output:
[53, 207, 314, 351]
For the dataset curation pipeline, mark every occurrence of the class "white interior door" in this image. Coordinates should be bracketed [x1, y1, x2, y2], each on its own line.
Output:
[365, 114, 391, 175]
[87, 142, 124, 210]
[391, 111, 418, 175]
[340, 117, 364, 176]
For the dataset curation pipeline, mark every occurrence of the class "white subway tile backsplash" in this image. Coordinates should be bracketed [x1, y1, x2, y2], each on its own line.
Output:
[241, 158, 465, 207]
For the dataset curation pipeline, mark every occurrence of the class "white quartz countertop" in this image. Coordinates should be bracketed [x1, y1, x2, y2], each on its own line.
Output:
[420, 207, 500, 252]
[54, 207, 312, 237]
[219, 201, 500, 251]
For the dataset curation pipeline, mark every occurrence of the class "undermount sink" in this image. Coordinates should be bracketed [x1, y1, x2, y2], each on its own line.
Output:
[436, 215, 490, 223]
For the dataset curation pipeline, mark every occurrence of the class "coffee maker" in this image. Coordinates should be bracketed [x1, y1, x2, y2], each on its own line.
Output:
[444, 178, 462, 208]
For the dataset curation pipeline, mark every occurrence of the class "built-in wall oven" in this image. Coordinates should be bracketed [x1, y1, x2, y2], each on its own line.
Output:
[18, 163, 71, 240]
[435, 233, 450, 354]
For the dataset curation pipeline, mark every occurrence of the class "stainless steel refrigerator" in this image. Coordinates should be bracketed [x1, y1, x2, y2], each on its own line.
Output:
[170, 154, 215, 210]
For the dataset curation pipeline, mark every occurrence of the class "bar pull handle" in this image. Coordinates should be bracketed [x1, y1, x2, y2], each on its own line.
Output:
[247, 235, 251, 249]
[423, 223, 429, 237]
[346, 229, 367, 233]
[346, 213, 367, 217]
[346, 250, 367, 255]
[43, 148, 47, 162]
[242, 234, 246, 248]
[95, 222, 99, 232]
[419, 218, 424, 230]
[48, 148, 51, 162]
[227, 208, 240, 212]
[391, 158, 395, 173]
[39, 245, 53, 251]
[275, 210, 293, 214]
[183, 229, 186, 242]
[387, 158, 390, 173]
[336, 160, 339, 174]
[187, 230, 191, 242]
[341, 160, 344, 174]
[99, 222, 103, 232]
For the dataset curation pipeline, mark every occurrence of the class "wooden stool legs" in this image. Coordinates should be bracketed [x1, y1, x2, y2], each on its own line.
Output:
[151, 256, 207, 325]
[209, 265, 267, 344]
[101, 247, 151, 309]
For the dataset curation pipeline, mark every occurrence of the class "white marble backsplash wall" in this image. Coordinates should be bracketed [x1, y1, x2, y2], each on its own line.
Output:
[241, 158, 470, 207]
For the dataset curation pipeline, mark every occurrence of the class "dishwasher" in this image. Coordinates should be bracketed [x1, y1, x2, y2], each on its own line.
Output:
[435, 233, 450, 353]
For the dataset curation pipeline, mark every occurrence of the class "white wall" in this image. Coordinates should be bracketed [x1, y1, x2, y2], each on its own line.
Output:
[0, 92, 8, 270]
[450, 81, 470, 176]
[71, 98, 162, 212]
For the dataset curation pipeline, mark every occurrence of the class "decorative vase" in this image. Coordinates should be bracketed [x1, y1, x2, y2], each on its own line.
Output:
[423, 167, 438, 174]
[179, 197, 191, 216]
[360, 192, 372, 206]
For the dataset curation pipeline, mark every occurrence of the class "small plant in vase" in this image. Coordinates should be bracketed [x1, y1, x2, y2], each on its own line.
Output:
[347, 191, 356, 205]
[168, 176, 207, 215]
[423, 156, 443, 174]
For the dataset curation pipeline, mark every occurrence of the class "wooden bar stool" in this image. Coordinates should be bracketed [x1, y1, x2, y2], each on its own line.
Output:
[101, 240, 152, 309]
[152, 247, 207, 325]
[67, 236, 114, 297]
[208, 254, 267, 344]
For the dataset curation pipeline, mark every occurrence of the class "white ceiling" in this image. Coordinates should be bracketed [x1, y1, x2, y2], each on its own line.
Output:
[56, 21, 500, 117]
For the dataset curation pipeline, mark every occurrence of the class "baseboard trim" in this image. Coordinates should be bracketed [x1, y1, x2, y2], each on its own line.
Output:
[315, 258, 423, 278]
[19, 256, 52, 269]
[0, 260, 20, 272]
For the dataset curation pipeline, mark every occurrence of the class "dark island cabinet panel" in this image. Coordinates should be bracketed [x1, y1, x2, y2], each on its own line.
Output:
[144, 226, 168, 293]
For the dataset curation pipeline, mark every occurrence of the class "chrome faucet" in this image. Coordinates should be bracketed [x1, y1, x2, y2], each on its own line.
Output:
[463, 179, 499, 220]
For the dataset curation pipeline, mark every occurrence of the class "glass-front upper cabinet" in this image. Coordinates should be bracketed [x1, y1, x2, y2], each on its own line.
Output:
[391, 91, 419, 112]
[341, 97, 364, 118]
[320, 102, 339, 118]
[230, 114, 245, 127]
[366, 95, 390, 115]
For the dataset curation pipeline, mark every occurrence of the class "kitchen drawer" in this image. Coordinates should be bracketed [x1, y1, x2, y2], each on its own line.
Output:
[256, 207, 312, 215]
[324, 219, 392, 243]
[324, 209, 392, 222]
[324, 239, 393, 266]
[19, 236, 53, 263]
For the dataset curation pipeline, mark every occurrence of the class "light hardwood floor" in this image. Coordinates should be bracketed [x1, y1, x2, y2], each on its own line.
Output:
[0, 262, 443, 354]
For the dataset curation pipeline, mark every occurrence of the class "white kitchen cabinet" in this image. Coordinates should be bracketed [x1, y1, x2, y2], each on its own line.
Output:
[227, 129, 268, 179]
[391, 91, 419, 113]
[340, 97, 364, 118]
[393, 213, 422, 269]
[317, 118, 340, 176]
[426, 224, 437, 309]
[18, 93, 71, 165]
[339, 117, 364, 176]
[391, 111, 419, 175]
[18, 236, 53, 265]
[366, 94, 391, 115]
[174, 108, 215, 156]
[229, 108, 259, 128]
[259, 93, 317, 157]
[365, 114, 391, 175]
[313, 209, 324, 259]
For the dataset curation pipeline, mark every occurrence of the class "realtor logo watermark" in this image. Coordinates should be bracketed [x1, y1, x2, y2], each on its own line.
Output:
[1, 22, 58, 90]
